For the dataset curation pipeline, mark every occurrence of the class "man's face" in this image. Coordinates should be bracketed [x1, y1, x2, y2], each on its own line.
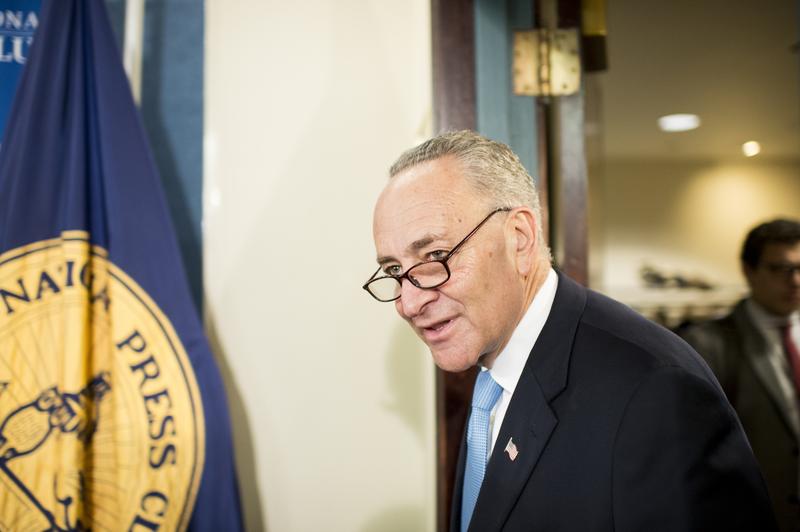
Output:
[372, 157, 525, 372]
[743, 241, 800, 317]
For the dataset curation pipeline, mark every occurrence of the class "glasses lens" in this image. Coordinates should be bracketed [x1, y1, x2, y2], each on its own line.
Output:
[367, 277, 401, 301]
[765, 263, 800, 277]
[408, 261, 449, 288]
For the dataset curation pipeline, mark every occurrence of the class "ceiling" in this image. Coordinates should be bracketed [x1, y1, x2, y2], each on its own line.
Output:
[595, 0, 800, 161]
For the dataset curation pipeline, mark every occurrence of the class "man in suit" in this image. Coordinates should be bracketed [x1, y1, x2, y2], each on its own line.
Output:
[364, 130, 777, 531]
[681, 219, 800, 531]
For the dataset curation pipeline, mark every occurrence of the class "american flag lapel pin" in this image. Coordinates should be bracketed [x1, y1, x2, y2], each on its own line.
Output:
[504, 437, 519, 461]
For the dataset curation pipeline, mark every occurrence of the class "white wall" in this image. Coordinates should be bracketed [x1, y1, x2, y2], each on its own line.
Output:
[590, 157, 800, 292]
[204, 2, 435, 531]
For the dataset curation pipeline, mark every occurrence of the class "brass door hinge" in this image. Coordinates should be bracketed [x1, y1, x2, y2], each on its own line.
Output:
[513, 29, 580, 96]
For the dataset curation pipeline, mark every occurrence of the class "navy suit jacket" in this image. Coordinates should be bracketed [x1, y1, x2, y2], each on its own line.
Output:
[451, 273, 777, 531]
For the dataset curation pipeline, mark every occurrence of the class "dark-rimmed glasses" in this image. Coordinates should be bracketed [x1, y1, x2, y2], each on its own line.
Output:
[761, 261, 800, 279]
[362, 207, 511, 302]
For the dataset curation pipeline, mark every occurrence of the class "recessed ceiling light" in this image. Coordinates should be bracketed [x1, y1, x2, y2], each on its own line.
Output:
[657, 114, 701, 132]
[742, 141, 761, 157]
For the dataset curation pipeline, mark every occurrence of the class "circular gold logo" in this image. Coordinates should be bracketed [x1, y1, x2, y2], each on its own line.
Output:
[0, 231, 204, 531]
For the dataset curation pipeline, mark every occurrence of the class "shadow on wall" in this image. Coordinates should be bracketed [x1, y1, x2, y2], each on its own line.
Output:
[382, 322, 430, 445]
[359, 322, 431, 531]
[204, 311, 266, 532]
[360, 503, 428, 532]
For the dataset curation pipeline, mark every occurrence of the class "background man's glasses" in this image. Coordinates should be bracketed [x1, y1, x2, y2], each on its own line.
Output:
[363, 207, 511, 302]
[761, 262, 800, 279]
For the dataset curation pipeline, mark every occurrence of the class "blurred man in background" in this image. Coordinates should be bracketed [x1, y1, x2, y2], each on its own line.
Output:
[681, 219, 800, 531]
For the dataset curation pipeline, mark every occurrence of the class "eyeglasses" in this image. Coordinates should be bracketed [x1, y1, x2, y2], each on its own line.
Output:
[363, 207, 511, 302]
[761, 262, 800, 279]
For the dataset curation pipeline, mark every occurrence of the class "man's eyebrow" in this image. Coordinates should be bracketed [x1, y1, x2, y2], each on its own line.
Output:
[376, 255, 395, 267]
[376, 233, 446, 266]
[409, 235, 437, 251]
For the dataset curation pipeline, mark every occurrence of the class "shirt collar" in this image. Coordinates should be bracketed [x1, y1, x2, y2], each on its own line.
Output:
[745, 298, 800, 330]
[489, 268, 559, 395]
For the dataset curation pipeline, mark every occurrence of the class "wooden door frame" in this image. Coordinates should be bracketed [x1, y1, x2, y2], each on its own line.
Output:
[431, 3, 478, 530]
[431, 0, 587, 529]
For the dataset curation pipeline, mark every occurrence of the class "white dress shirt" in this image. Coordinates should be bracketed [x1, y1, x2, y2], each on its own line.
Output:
[745, 299, 800, 431]
[480, 268, 558, 455]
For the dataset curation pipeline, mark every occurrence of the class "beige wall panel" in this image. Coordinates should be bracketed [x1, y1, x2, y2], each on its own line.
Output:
[204, 2, 434, 531]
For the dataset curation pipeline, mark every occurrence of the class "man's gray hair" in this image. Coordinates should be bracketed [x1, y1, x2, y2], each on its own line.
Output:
[389, 130, 550, 261]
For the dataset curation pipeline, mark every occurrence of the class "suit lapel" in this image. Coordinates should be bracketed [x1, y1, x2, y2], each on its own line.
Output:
[468, 374, 556, 532]
[732, 303, 800, 439]
[467, 272, 586, 532]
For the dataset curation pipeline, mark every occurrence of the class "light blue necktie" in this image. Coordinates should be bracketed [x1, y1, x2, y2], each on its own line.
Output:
[461, 370, 503, 532]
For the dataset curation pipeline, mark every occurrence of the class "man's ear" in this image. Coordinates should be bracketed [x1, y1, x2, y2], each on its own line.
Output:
[741, 261, 756, 287]
[506, 208, 537, 276]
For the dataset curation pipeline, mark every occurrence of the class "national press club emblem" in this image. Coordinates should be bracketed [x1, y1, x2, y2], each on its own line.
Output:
[0, 232, 205, 531]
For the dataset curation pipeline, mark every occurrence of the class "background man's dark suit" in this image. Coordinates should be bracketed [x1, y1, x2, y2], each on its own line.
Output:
[451, 274, 776, 531]
[681, 301, 800, 532]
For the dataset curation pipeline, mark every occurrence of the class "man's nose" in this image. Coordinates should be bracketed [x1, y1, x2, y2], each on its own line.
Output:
[396, 279, 437, 318]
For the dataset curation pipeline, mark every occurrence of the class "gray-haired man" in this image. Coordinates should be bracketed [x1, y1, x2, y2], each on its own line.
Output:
[365, 130, 776, 531]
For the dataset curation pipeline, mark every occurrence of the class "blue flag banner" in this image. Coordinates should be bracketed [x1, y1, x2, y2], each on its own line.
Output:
[0, 0, 40, 144]
[0, 0, 243, 530]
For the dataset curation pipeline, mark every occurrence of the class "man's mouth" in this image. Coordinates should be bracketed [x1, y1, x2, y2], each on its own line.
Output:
[419, 318, 456, 342]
